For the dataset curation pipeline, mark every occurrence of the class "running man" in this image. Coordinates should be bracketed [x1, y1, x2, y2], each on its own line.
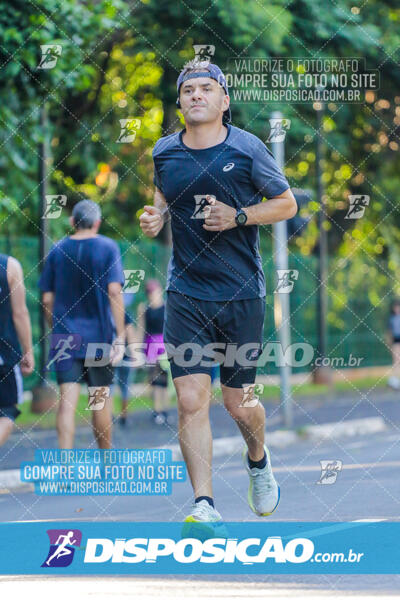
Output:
[140, 60, 297, 524]
[45, 531, 77, 566]
[0, 254, 34, 446]
[39, 199, 126, 449]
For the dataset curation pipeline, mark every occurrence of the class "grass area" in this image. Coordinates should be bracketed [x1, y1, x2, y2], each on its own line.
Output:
[16, 375, 389, 431]
[256, 375, 389, 402]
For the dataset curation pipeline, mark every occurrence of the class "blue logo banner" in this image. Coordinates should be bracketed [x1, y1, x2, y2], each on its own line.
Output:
[19, 449, 186, 496]
[0, 521, 399, 574]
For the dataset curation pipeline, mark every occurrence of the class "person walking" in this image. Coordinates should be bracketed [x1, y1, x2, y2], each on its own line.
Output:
[39, 199, 126, 449]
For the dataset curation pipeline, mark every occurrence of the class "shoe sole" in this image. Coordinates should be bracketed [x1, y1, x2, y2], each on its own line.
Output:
[182, 517, 228, 540]
[243, 446, 281, 517]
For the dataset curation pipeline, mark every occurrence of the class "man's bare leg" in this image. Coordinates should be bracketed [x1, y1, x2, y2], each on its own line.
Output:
[0, 417, 14, 447]
[222, 384, 280, 516]
[221, 384, 265, 461]
[57, 383, 81, 449]
[91, 395, 112, 449]
[174, 373, 213, 498]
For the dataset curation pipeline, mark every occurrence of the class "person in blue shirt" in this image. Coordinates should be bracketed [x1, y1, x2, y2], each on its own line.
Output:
[0, 254, 34, 446]
[140, 60, 297, 526]
[39, 199, 126, 449]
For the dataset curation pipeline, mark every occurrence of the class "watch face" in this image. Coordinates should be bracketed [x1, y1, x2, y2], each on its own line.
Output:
[237, 211, 247, 225]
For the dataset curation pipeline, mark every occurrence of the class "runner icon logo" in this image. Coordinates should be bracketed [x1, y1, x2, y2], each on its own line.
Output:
[117, 118, 141, 143]
[46, 334, 82, 371]
[123, 269, 145, 293]
[345, 195, 370, 220]
[238, 383, 264, 408]
[317, 460, 343, 485]
[38, 44, 62, 69]
[275, 270, 299, 294]
[87, 386, 110, 411]
[191, 195, 215, 219]
[192, 44, 215, 65]
[43, 195, 67, 219]
[41, 529, 82, 568]
[267, 118, 291, 143]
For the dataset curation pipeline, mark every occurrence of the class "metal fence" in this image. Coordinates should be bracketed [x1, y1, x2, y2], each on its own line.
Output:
[0, 236, 392, 390]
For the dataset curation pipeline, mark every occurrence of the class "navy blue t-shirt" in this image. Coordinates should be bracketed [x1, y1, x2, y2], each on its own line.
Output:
[38, 235, 124, 359]
[152, 124, 290, 300]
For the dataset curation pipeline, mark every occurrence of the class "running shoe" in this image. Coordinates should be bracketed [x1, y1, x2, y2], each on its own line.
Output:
[182, 500, 228, 539]
[243, 444, 280, 516]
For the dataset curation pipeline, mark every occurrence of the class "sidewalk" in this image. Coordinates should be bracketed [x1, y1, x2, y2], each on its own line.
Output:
[1, 387, 398, 489]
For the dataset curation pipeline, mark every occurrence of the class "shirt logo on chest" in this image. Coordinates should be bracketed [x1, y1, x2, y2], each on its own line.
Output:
[222, 162, 235, 172]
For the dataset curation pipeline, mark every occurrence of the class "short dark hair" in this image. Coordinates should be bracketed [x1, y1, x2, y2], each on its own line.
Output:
[72, 199, 101, 230]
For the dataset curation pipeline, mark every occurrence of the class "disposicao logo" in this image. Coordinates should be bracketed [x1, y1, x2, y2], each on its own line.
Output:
[42, 529, 82, 567]
[83, 536, 314, 564]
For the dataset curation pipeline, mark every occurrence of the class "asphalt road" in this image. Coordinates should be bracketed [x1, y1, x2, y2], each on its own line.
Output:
[1, 428, 400, 595]
[1, 390, 399, 595]
[1, 428, 399, 523]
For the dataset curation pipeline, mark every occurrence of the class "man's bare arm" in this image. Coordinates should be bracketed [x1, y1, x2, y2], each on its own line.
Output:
[108, 281, 126, 366]
[243, 188, 297, 225]
[8, 257, 35, 374]
[203, 188, 298, 231]
[108, 282, 125, 340]
[42, 291, 54, 328]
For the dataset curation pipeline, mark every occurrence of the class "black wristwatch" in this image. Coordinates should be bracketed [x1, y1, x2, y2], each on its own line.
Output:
[235, 208, 248, 226]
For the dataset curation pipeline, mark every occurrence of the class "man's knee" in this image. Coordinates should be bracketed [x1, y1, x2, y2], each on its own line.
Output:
[175, 378, 209, 419]
[224, 397, 247, 421]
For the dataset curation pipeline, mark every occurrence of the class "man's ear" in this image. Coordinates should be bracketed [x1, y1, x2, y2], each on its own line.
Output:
[69, 216, 74, 228]
[94, 219, 101, 232]
[223, 94, 230, 112]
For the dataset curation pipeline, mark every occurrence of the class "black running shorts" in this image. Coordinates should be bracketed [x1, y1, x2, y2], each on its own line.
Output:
[163, 291, 265, 388]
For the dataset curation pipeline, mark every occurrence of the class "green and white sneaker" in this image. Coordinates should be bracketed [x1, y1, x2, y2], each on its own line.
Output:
[243, 445, 280, 516]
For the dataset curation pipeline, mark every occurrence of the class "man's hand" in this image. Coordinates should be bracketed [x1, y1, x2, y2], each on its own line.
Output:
[139, 205, 164, 238]
[203, 195, 237, 232]
[20, 349, 34, 376]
